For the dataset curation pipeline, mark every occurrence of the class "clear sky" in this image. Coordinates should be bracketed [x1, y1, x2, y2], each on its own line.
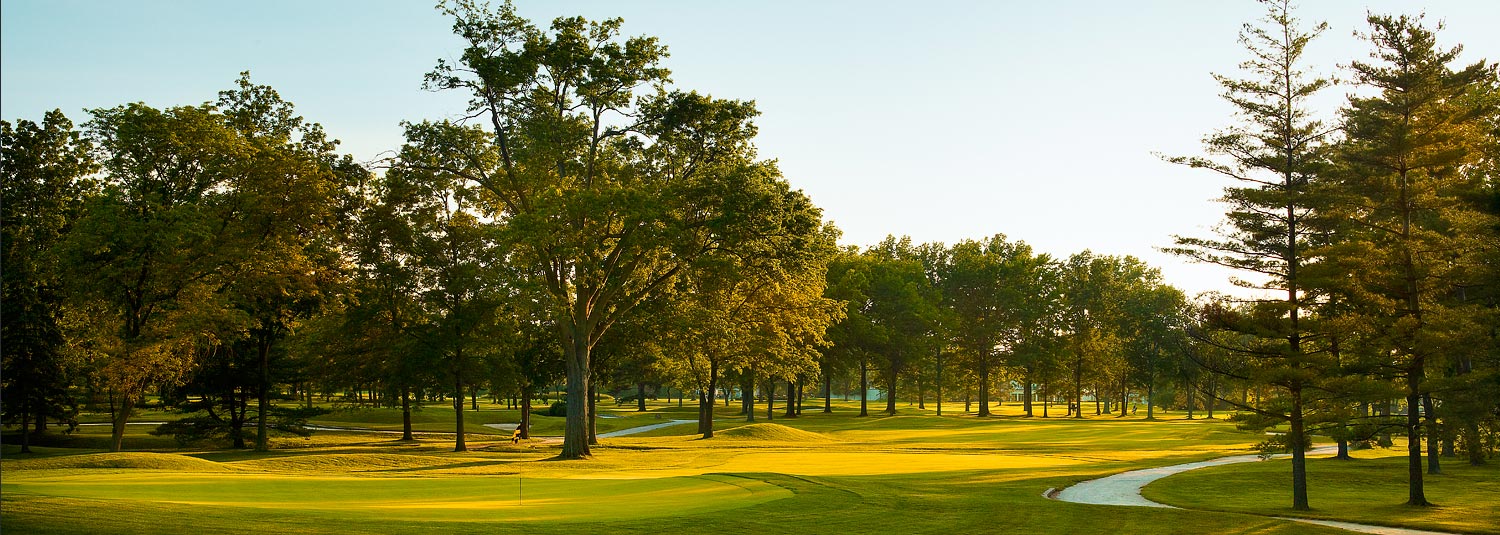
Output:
[4, 1, 1497, 297]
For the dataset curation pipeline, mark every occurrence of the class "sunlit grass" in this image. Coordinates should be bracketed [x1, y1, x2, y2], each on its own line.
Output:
[0, 401, 1439, 534]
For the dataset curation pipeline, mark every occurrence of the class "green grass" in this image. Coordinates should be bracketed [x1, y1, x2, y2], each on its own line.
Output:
[1143, 447, 1500, 534]
[0, 400, 1451, 534]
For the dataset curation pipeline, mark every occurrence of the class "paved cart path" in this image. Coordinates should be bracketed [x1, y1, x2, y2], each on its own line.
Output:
[1050, 446, 1454, 535]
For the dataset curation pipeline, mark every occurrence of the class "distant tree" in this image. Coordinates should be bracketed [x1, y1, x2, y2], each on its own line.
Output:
[864, 237, 940, 415]
[64, 102, 250, 452]
[384, 120, 511, 452]
[1, 109, 96, 453]
[214, 74, 350, 452]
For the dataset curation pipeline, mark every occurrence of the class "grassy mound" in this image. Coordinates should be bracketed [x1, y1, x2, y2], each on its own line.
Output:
[5, 452, 231, 472]
[231, 453, 468, 473]
[715, 423, 832, 442]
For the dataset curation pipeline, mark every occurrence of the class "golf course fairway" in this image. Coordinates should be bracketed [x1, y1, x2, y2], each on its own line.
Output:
[3, 403, 1492, 534]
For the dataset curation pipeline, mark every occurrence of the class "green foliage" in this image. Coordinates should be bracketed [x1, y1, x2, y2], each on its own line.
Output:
[1, 110, 96, 447]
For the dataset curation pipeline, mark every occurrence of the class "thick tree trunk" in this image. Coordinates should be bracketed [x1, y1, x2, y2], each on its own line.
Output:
[700, 361, 719, 437]
[785, 380, 797, 418]
[401, 388, 414, 441]
[637, 382, 647, 412]
[560, 326, 592, 459]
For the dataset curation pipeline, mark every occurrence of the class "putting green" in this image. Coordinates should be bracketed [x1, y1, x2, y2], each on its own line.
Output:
[1, 469, 791, 522]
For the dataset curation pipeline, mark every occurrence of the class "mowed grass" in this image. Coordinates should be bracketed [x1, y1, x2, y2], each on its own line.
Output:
[1144, 446, 1500, 534]
[0, 400, 1403, 534]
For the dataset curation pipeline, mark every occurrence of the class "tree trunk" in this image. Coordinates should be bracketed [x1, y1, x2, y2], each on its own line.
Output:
[884, 369, 898, 415]
[1422, 393, 1439, 475]
[936, 349, 944, 417]
[560, 323, 592, 459]
[785, 379, 797, 418]
[1072, 347, 1084, 420]
[859, 358, 868, 417]
[1406, 386, 1428, 505]
[743, 369, 755, 422]
[1289, 387, 1309, 511]
[796, 380, 805, 415]
[917, 375, 925, 410]
[1145, 375, 1155, 420]
[1118, 382, 1127, 418]
[18, 410, 32, 454]
[453, 377, 467, 452]
[109, 391, 133, 452]
[700, 360, 719, 437]
[823, 374, 833, 413]
[638, 382, 647, 412]
[1466, 422, 1485, 466]
[255, 334, 271, 452]
[977, 362, 991, 417]
[587, 379, 598, 445]
[765, 380, 775, 421]
[471, 387, 479, 411]
[1185, 378, 1196, 419]
[520, 385, 533, 439]
[401, 388, 414, 441]
[1023, 371, 1033, 417]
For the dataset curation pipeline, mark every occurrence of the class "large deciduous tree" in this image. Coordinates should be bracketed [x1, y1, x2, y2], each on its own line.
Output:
[426, 0, 826, 458]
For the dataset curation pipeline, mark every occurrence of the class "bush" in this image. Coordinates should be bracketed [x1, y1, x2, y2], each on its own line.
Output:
[546, 401, 568, 417]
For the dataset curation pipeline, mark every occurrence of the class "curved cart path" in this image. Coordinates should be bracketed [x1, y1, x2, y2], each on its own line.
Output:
[597, 419, 697, 438]
[1051, 446, 1455, 535]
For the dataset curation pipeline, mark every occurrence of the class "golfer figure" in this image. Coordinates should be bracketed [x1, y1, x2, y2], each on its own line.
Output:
[511, 426, 522, 444]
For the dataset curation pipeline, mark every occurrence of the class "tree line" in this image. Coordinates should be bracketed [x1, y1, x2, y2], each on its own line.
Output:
[2, 0, 1496, 509]
[1164, 0, 1500, 511]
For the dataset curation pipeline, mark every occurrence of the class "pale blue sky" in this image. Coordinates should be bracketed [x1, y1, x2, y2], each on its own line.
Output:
[4, 1, 1497, 297]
